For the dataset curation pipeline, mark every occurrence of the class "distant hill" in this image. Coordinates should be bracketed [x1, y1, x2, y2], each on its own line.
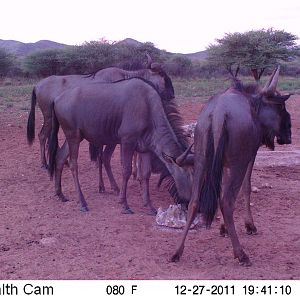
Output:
[175, 51, 207, 61]
[117, 38, 207, 61]
[0, 38, 207, 61]
[0, 39, 69, 57]
[116, 38, 143, 47]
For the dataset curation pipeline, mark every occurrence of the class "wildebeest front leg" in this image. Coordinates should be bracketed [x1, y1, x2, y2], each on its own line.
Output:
[139, 152, 157, 215]
[220, 164, 251, 266]
[54, 140, 69, 202]
[171, 196, 199, 262]
[119, 142, 135, 214]
[171, 159, 203, 262]
[97, 144, 105, 193]
[240, 158, 257, 235]
[103, 144, 120, 194]
[68, 137, 89, 212]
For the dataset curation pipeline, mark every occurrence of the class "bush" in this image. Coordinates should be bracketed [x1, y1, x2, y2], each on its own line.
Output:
[164, 56, 193, 77]
[23, 48, 66, 77]
[21, 41, 169, 77]
[0, 48, 15, 77]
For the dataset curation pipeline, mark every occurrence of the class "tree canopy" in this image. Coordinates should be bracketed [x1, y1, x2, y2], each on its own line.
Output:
[207, 29, 300, 80]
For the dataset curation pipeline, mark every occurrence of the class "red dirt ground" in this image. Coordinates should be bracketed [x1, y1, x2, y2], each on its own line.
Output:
[0, 96, 299, 280]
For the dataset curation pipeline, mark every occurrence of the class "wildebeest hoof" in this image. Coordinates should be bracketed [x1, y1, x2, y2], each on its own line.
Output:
[147, 207, 157, 216]
[219, 224, 228, 237]
[245, 223, 257, 235]
[80, 206, 89, 212]
[57, 194, 69, 202]
[99, 186, 106, 193]
[237, 251, 251, 267]
[41, 164, 48, 170]
[122, 208, 134, 214]
[112, 187, 120, 195]
[170, 253, 181, 262]
[239, 258, 252, 267]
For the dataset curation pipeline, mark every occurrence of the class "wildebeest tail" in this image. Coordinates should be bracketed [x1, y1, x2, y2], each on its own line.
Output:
[89, 143, 99, 161]
[26, 88, 37, 145]
[48, 103, 59, 179]
[200, 120, 228, 227]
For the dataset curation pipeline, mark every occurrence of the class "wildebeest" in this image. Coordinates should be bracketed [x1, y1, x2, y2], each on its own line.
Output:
[88, 96, 192, 213]
[171, 66, 292, 266]
[48, 78, 193, 214]
[26, 55, 174, 173]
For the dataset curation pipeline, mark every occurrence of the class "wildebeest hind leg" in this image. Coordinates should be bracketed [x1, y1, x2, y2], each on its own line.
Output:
[38, 114, 52, 169]
[68, 137, 89, 212]
[54, 140, 69, 202]
[220, 164, 251, 266]
[219, 169, 228, 237]
[240, 159, 257, 235]
[132, 152, 138, 180]
[103, 144, 120, 194]
[119, 142, 135, 214]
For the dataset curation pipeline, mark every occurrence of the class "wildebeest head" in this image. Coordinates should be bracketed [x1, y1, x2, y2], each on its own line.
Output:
[146, 54, 175, 101]
[257, 66, 292, 149]
[161, 145, 194, 207]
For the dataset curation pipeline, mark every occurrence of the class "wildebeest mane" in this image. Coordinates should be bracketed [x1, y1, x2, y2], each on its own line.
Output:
[156, 69, 175, 100]
[231, 78, 259, 94]
[83, 67, 108, 79]
[231, 79, 261, 108]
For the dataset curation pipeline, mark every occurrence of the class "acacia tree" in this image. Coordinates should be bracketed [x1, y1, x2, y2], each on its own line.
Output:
[207, 29, 300, 80]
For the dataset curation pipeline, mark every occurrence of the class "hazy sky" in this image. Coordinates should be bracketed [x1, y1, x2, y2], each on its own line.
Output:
[1, 0, 299, 53]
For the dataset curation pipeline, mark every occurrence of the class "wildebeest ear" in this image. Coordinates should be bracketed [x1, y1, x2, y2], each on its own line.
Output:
[162, 152, 176, 164]
[264, 93, 292, 105]
[277, 94, 292, 102]
[150, 63, 162, 72]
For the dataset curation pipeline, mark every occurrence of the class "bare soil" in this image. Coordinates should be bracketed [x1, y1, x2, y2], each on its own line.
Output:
[0, 97, 299, 280]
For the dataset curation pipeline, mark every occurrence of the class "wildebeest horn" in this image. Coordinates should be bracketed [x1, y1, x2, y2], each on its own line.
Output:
[146, 53, 152, 69]
[262, 66, 280, 94]
[176, 143, 194, 166]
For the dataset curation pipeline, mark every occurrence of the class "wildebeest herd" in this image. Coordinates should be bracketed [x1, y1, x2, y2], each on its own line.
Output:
[26, 56, 292, 266]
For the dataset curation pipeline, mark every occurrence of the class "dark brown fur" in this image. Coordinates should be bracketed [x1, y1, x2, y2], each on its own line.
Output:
[171, 67, 292, 266]
[48, 78, 193, 214]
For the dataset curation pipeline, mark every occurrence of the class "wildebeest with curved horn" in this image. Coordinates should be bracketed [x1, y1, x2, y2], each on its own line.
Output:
[171, 66, 292, 266]
[53, 86, 191, 215]
[48, 77, 193, 214]
[26, 54, 174, 172]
